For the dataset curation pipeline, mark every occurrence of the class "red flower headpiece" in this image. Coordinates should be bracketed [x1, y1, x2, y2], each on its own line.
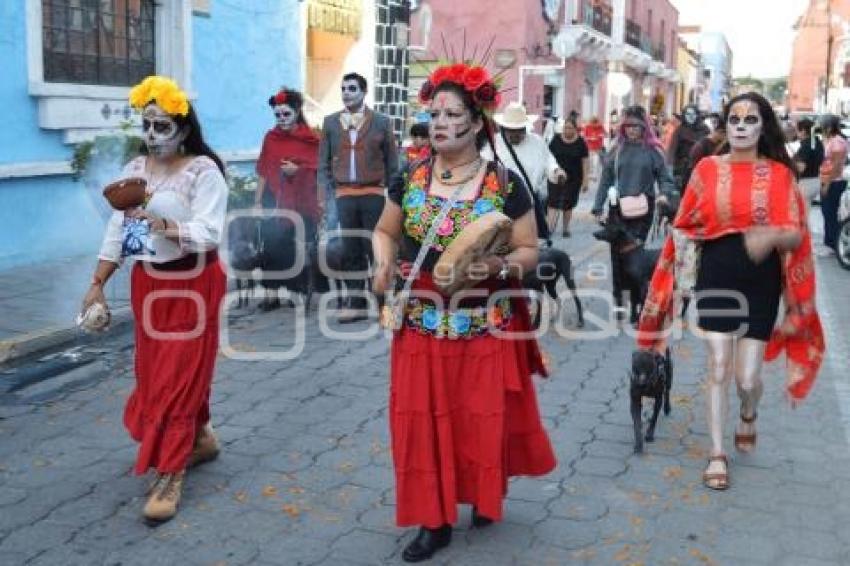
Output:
[418, 63, 501, 113]
[272, 91, 288, 106]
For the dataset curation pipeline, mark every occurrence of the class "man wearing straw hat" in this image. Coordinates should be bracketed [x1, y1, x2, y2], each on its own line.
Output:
[484, 102, 562, 243]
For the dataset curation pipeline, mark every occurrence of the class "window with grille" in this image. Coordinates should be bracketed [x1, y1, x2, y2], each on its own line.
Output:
[42, 0, 156, 86]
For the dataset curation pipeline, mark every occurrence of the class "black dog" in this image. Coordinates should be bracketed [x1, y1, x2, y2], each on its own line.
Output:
[318, 230, 347, 309]
[629, 349, 673, 453]
[227, 215, 262, 308]
[522, 246, 584, 329]
[592, 221, 661, 323]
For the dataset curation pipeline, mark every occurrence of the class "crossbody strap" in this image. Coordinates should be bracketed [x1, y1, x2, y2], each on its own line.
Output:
[398, 169, 468, 298]
[501, 129, 535, 196]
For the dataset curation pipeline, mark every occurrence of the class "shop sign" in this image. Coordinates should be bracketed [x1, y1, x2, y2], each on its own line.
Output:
[308, 0, 362, 38]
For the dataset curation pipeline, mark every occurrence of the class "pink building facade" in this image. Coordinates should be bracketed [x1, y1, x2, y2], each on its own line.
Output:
[408, 0, 568, 124]
[409, 0, 681, 130]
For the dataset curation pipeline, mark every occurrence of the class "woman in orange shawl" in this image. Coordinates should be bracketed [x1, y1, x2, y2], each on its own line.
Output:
[637, 93, 825, 491]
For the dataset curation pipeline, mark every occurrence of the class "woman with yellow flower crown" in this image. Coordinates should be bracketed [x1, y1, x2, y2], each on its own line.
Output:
[372, 63, 556, 562]
[80, 76, 228, 525]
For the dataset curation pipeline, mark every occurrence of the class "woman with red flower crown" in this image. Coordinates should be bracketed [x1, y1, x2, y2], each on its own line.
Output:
[254, 88, 323, 309]
[372, 63, 555, 562]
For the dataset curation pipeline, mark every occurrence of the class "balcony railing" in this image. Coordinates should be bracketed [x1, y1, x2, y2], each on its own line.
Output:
[625, 20, 641, 49]
[580, 0, 612, 36]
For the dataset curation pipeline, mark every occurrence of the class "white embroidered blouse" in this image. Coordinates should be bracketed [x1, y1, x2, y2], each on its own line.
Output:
[98, 155, 228, 264]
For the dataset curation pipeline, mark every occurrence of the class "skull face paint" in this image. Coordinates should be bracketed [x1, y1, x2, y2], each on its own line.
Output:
[273, 103, 298, 130]
[428, 91, 479, 154]
[683, 106, 698, 126]
[341, 79, 365, 112]
[142, 104, 187, 158]
[726, 101, 762, 150]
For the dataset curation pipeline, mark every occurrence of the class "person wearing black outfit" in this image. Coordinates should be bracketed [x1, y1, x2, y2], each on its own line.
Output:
[666, 104, 710, 192]
[686, 123, 728, 189]
[793, 118, 824, 205]
[592, 106, 677, 323]
[547, 118, 589, 237]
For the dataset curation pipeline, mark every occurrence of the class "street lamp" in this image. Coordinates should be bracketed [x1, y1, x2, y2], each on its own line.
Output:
[608, 70, 632, 97]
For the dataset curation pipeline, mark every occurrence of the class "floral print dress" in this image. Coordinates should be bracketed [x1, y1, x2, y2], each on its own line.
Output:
[387, 159, 532, 338]
[386, 159, 556, 528]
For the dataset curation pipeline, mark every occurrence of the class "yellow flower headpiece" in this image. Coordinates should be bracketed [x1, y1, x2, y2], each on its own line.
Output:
[128, 75, 190, 117]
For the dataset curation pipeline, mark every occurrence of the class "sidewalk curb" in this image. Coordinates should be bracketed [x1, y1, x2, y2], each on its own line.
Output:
[0, 307, 133, 366]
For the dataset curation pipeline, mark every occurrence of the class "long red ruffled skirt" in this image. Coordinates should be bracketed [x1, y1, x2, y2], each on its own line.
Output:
[126, 258, 226, 475]
[389, 277, 556, 528]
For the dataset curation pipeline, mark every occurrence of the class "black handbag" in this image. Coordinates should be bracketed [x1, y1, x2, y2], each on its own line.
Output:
[500, 129, 551, 243]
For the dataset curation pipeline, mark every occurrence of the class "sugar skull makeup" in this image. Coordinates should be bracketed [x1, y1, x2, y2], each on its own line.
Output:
[341, 79, 365, 112]
[727, 101, 762, 150]
[683, 106, 698, 126]
[273, 103, 297, 130]
[428, 91, 479, 154]
[142, 104, 187, 158]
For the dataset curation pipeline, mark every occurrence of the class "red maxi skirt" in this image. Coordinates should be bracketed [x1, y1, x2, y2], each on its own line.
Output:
[389, 275, 556, 528]
[126, 254, 226, 475]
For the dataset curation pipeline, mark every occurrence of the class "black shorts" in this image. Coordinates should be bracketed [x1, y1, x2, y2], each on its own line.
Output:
[694, 233, 782, 341]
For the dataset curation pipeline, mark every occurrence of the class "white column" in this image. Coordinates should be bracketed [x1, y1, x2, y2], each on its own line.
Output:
[612, 0, 626, 45]
[565, 0, 580, 26]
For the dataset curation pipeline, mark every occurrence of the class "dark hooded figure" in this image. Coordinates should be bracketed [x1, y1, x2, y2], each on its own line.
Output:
[666, 104, 710, 191]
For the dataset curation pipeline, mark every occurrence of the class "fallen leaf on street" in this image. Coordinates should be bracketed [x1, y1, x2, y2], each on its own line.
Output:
[689, 548, 717, 565]
[262, 485, 278, 497]
[686, 444, 707, 460]
[572, 548, 597, 560]
[234, 491, 248, 503]
[282, 503, 301, 517]
[663, 466, 683, 480]
[614, 545, 632, 561]
[671, 395, 693, 407]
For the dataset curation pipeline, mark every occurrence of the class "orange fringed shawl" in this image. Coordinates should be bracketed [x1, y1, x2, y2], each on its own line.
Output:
[637, 156, 825, 401]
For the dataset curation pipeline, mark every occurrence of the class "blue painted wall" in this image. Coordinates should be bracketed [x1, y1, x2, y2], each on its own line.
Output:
[0, 176, 105, 269]
[192, 0, 303, 154]
[0, 1, 303, 270]
[0, 2, 69, 164]
[700, 34, 732, 113]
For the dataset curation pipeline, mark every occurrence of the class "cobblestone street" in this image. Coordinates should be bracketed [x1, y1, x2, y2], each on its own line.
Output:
[2, 209, 850, 566]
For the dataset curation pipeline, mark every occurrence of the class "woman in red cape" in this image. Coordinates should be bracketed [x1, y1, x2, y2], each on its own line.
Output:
[637, 93, 825, 491]
[255, 88, 322, 309]
[256, 88, 321, 221]
[372, 65, 555, 562]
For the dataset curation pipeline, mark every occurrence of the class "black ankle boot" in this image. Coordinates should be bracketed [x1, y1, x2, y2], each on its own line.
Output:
[471, 506, 494, 528]
[402, 525, 452, 563]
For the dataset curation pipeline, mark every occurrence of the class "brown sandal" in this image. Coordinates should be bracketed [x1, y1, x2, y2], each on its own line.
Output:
[734, 412, 757, 453]
[703, 454, 729, 491]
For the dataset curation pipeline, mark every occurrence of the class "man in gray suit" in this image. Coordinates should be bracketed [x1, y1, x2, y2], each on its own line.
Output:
[318, 72, 398, 322]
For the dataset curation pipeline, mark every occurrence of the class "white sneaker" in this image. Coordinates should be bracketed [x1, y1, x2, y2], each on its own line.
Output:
[816, 247, 836, 258]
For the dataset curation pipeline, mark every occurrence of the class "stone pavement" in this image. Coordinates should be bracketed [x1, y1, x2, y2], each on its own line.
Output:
[0, 255, 131, 359]
[2, 194, 850, 565]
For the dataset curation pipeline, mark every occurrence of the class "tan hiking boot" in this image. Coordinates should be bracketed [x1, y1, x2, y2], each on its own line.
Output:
[143, 471, 185, 524]
[188, 423, 220, 468]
